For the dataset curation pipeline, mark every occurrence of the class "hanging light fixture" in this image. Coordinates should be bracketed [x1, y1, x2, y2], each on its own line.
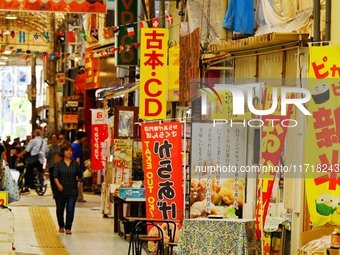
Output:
[6, 12, 17, 20]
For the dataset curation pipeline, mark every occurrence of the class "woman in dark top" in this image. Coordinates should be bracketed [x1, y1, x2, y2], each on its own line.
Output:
[53, 144, 82, 235]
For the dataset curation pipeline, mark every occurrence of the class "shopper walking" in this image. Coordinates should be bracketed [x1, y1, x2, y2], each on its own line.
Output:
[54, 144, 82, 235]
[17, 129, 48, 194]
[71, 131, 88, 202]
[45, 133, 61, 194]
[0, 139, 7, 164]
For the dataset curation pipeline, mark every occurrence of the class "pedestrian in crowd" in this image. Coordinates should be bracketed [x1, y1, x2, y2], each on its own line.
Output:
[0, 138, 7, 164]
[17, 129, 48, 194]
[9, 138, 21, 169]
[45, 133, 61, 194]
[53, 144, 82, 235]
[71, 131, 88, 202]
[58, 133, 70, 147]
[4, 136, 11, 164]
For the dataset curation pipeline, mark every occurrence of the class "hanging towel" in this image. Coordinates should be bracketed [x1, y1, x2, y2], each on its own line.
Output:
[223, 0, 254, 35]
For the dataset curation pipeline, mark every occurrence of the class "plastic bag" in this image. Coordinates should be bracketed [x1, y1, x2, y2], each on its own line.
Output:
[4, 165, 20, 203]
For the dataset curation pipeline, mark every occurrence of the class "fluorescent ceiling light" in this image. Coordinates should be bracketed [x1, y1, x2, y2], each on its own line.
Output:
[0, 56, 8, 60]
[0, 61, 6, 65]
[4, 50, 12, 55]
[6, 14, 17, 20]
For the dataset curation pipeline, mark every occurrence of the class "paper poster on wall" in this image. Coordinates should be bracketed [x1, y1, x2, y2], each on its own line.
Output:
[190, 123, 247, 219]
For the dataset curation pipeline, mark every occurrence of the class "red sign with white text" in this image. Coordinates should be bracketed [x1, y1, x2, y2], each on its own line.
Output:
[91, 124, 109, 171]
[141, 121, 184, 220]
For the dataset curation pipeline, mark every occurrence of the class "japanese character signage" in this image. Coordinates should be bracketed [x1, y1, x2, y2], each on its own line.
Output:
[255, 86, 294, 239]
[305, 45, 340, 226]
[141, 121, 184, 221]
[91, 109, 109, 171]
[113, 139, 133, 184]
[0, 191, 8, 206]
[139, 28, 168, 120]
[190, 123, 246, 219]
[2, 0, 106, 13]
[117, 0, 138, 65]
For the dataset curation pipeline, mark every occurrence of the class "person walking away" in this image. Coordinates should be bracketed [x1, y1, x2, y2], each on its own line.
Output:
[4, 136, 11, 165]
[54, 144, 82, 235]
[71, 131, 88, 202]
[9, 138, 21, 169]
[45, 133, 61, 194]
[17, 129, 48, 194]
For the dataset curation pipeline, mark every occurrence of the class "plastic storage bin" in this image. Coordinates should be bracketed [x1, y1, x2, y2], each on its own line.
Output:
[119, 188, 145, 198]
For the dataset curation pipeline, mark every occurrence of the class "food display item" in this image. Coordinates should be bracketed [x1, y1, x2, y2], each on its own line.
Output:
[189, 178, 244, 218]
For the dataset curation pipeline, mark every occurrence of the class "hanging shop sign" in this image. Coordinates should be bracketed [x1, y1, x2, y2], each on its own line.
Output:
[305, 45, 340, 227]
[91, 109, 109, 171]
[116, 0, 138, 65]
[190, 123, 246, 219]
[62, 114, 78, 123]
[139, 28, 168, 120]
[254, 86, 295, 239]
[3, 0, 106, 13]
[141, 121, 184, 220]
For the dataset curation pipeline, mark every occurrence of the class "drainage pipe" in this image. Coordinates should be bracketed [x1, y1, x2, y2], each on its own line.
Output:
[325, 0, 331, 41]
[313, 0, 320, 42]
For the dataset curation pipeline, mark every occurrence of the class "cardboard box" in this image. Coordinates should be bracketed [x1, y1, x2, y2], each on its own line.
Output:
[301, 226, 334, 246]
[325, 248, 340, 255]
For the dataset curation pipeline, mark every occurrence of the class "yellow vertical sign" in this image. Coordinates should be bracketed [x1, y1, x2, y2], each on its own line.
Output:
[139, 28, 168, 120]
[0, 191, 8, 206]
[305, 45, 340, 226]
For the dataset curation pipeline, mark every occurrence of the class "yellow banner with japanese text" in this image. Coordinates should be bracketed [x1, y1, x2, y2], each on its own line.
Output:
[139, 28, 168, 120]
[305, 45, 340, 227]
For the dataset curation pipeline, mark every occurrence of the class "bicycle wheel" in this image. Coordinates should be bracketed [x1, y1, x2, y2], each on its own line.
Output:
[35, 173, 47, 196]
[17, 173, 25, 193]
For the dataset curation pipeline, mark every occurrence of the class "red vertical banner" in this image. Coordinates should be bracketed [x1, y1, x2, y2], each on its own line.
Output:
[141, 121, 184, 221]
[91, 109, 109, 171]
[91, 124, 109, 171]
[255, 87, 295, 240]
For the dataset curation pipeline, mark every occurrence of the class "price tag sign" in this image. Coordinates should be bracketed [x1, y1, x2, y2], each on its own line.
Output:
[0, 191, 8, 206]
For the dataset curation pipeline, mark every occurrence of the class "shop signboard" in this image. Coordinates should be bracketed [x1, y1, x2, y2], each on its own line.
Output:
[2, 0, 106, 13]
[91, 109, 109, 171]
[190, 123, 246, 219]
[62, 114, 78, 123]
[141, 121, 184, 221]
[116, 0, 138, 65]
[305, 45, 340, 227]
[113, 139, 133, 184]
[139, 28, 168, 120]
[0, 191, 8, 206]
[254, 86, 295, 239]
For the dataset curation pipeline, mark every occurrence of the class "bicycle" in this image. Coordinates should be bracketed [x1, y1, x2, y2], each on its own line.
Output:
[16, 158, 47, 196]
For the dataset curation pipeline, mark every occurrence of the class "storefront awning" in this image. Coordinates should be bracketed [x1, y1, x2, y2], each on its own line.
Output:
[208, 32, 309, 54]
[96, 82, 140, 100]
